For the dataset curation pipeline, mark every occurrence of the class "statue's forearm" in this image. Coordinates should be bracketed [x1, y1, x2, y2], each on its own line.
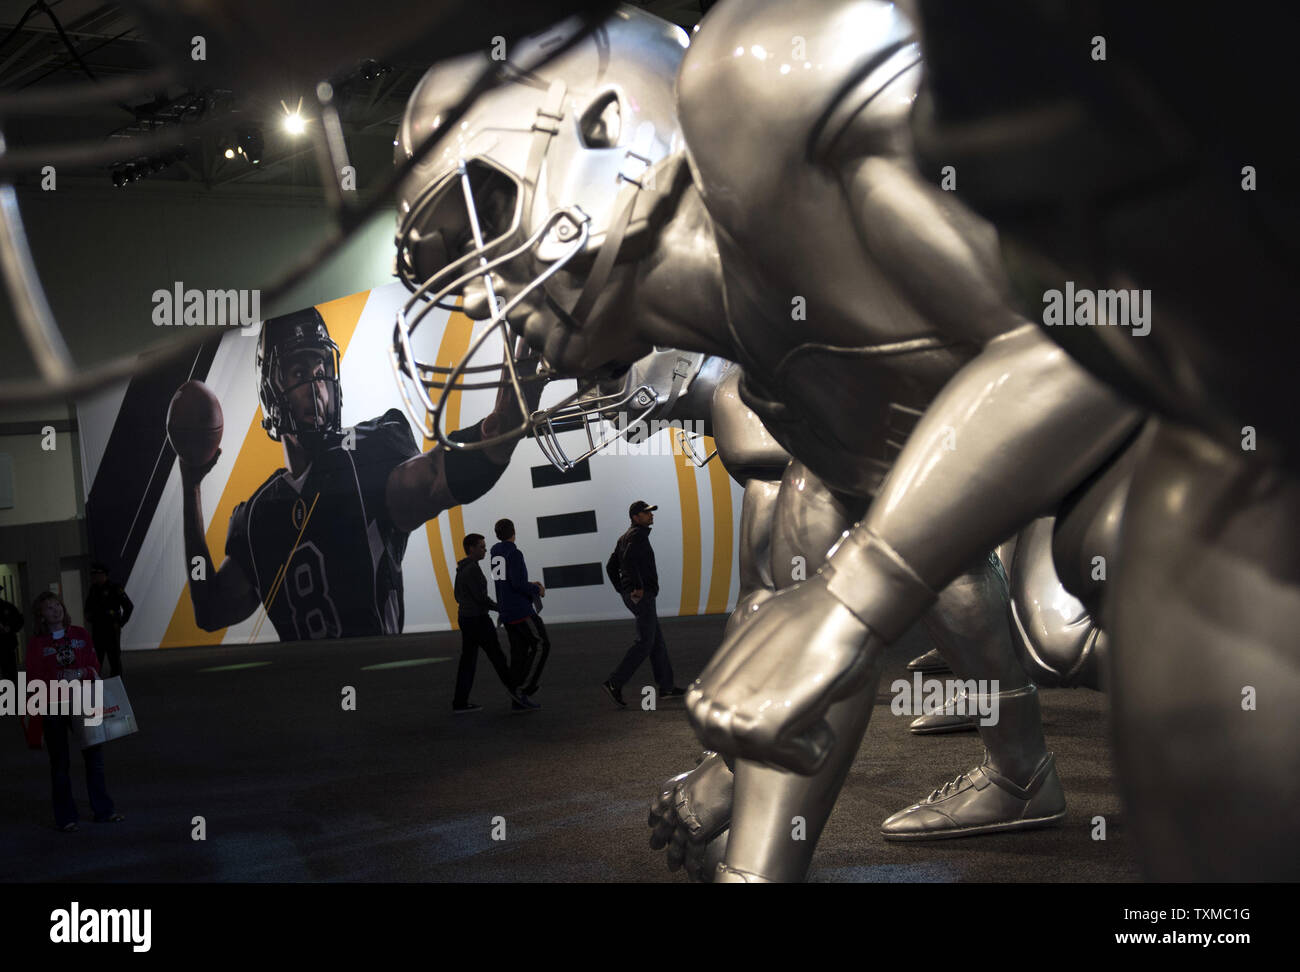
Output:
[823, 325, 1142, 634]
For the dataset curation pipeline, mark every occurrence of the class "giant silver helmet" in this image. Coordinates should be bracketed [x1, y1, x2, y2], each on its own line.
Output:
[391, 4, 690, 452]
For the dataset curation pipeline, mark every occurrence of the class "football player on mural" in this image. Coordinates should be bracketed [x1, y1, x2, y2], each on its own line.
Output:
[391, 2, 1136, 882]
[175, 307, 539, 640]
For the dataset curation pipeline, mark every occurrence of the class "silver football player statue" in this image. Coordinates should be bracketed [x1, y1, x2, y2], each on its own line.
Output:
[392, 1, 1142, 882]
[572, 350, 1112, 880]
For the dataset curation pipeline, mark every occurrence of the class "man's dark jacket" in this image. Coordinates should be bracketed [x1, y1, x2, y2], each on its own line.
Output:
[454, 557, 497, 619]
[618, 524, 659, 597]
[0, 597, 22, 648]
[85, 581, 133, 632]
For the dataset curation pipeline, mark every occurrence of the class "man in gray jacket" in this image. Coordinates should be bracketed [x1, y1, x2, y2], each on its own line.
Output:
[603, 501, 685, 708]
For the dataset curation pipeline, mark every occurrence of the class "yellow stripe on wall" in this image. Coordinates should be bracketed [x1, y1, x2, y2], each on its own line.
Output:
[672, 429, 703, 616]
[161, 290, 371, 648]
[422, 308, 476, 629]
[702, 436, 734, 615]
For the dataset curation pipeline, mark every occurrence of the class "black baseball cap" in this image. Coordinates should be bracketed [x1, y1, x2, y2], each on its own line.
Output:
[629, 500, 658, 518]
[90, 562, 109, 574]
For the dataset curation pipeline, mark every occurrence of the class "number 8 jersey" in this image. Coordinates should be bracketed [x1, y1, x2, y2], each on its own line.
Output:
[225, 408, 420, 640]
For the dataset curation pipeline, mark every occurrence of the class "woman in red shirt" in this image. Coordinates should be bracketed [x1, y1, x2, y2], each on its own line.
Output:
[25, 591, 124, 832]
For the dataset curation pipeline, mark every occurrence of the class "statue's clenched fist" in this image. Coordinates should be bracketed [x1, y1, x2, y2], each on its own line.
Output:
[648, 751, 734, 882]
[686, 575, 874, 774]
[721, 587, 775, 640]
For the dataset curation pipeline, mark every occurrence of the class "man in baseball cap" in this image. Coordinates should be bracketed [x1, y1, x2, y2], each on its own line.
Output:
[602, 500, 683, 707]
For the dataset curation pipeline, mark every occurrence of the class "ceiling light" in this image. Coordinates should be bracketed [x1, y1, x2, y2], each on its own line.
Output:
[280, 96, 306, 136]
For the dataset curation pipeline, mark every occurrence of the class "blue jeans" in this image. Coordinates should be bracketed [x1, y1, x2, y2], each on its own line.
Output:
[609, 592, 675, 691]
[43, 715, 114, 827]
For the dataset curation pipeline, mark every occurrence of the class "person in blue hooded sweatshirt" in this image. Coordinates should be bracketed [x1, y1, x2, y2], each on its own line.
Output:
[490, 518, 547, 711]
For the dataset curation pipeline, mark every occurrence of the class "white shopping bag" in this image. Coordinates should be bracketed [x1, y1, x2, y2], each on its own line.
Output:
[74, 676, 139, 749]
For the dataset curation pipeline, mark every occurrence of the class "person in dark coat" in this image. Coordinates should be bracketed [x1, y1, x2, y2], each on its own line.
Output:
[489, 518, 548, 710]
[602, 501, 685, 708]
[84, 563, 132, 677]
[0, 595, 22, 684]
[452, 533, 527, 712]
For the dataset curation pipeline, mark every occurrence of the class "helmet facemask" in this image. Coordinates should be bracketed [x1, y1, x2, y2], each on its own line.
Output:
[392, 154, 596, 451]
[532, 349, 715, 472]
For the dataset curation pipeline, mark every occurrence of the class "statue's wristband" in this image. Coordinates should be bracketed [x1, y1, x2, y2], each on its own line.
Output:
[820, 526, 937, 642]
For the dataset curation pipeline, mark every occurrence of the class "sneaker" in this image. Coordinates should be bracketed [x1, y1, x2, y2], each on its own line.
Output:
[453, 703, 484, 714]
[511, 695, 541, 711]
[908, 687, 980, 734]
[659, 686, 687, 699]
[602, 680, 627, 708]
[59, 822, 79, 833]
[880, 753, 1066, 840]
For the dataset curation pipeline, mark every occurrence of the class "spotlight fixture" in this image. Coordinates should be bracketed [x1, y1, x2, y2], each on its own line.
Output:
[280, 96, 306, 136]
[109, 147, 188, 187]
[219, 133, 238, 159]
[359, 58, 391, 82]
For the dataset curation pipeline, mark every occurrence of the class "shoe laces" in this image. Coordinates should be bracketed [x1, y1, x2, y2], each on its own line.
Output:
[926, 770, 972, 803]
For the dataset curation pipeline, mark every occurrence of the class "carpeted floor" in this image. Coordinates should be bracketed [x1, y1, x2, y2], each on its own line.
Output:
[0, 613, 1140, 882]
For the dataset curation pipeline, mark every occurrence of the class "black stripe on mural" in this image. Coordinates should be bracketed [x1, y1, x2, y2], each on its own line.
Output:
[85, 337, 223, 584]
[530, 458, 591, 489]
[536, 510, 597, 539]
[541, 563, 605, 589]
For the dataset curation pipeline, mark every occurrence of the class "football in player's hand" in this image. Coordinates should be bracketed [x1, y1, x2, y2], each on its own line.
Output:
[167, 380, 223, 468]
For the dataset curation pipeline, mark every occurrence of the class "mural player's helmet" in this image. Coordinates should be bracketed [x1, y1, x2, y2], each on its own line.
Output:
[391, 5, 690, 453]
[257, 308, 343, 444]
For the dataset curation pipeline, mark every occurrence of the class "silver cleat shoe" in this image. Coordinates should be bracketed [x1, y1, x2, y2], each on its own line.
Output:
[881, 752, 1066, 840]
[908, 687, 980, 734]
[906, 647, 951, 674]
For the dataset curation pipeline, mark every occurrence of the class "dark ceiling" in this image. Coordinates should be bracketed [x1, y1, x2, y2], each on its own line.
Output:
[0, 0, 713, 193]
